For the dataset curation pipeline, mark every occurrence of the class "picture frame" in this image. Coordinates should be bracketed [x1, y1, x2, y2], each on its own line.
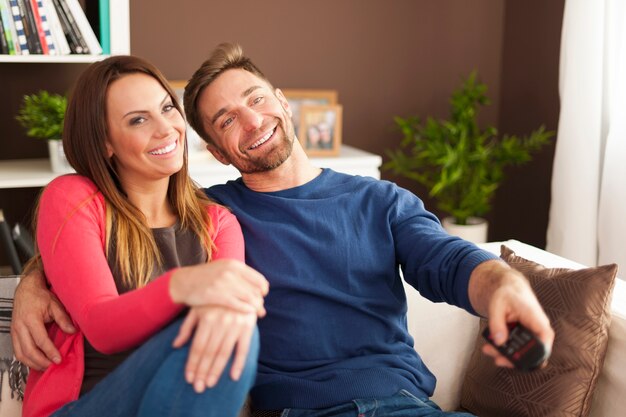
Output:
[282, 89, 338, 135]
[168, 80, 208, 157]
[298, 104, 342, 156]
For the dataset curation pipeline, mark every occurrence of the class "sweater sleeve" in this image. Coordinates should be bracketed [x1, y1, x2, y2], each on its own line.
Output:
[389, 185, 497, 314]
[37, 176, 243, 354]
[207, 205, 245, 262]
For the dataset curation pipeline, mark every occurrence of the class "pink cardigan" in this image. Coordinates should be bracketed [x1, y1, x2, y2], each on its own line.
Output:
[23, 175, 245, 417]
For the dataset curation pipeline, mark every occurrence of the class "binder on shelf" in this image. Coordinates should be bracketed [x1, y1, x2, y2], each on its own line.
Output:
[64, 0, 100, 55]
[11, 223, 34, 260]
[17, 0, 42, 54]
[9, 0, 29, 54]
[42, 0, 68, 54]
[0, 211, 22, 275]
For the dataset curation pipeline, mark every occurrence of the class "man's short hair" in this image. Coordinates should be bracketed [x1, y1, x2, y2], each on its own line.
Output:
[184, 43, 273, 144]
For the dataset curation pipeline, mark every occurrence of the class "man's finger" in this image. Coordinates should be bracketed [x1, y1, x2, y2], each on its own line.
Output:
[13, 324, 52, 370]
[50, 302, 76, 334]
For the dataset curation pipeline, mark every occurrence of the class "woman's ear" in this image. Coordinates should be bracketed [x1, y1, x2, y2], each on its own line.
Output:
[105, 141, 114, 158]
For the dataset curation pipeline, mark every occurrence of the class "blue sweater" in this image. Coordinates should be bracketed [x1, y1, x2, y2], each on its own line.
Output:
[206, 169, 497, 410]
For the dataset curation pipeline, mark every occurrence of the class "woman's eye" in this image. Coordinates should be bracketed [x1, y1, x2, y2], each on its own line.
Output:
[163, 103, 175, 112]
[130, 117, 146, 126]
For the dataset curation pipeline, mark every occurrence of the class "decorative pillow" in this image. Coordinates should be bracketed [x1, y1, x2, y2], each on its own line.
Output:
[0, 275, 27, 414]
[460, 246, 618, 417]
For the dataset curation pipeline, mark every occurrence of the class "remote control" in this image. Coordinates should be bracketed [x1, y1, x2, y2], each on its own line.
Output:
[482, 322, 550, 371]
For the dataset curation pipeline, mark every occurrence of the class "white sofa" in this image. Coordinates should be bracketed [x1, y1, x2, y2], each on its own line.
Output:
[5, 240, 623, 416]
[406, 239, 626, 416]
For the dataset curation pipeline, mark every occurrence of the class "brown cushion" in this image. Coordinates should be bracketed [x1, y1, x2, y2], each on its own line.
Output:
[460, 245, 618, 417]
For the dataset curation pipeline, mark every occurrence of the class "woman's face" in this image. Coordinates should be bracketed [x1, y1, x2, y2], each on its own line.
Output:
[105, 73, 186, 187]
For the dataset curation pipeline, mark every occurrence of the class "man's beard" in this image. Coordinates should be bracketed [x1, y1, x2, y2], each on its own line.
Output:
[228, 117, 296, 174]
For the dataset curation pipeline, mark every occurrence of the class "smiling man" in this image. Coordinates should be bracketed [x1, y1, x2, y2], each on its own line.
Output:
[180, 43, 553, 417]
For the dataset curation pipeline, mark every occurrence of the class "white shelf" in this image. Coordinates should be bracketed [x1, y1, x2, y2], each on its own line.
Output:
[0, 145, 383, 189]
[0, 55, 111, 64]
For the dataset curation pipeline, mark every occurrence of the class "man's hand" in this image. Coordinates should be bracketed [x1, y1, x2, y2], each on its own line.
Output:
[11, 269, 76, 371]
[469, 260, 554, 369]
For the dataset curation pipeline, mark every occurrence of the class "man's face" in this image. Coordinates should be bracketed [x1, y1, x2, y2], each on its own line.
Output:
[198, 69, 296, 174]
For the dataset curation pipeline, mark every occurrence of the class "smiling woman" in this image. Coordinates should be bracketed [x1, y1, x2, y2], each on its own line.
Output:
[18, 55, 266, 417]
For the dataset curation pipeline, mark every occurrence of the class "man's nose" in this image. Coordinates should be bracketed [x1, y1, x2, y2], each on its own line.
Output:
[241, 107, 263, 131]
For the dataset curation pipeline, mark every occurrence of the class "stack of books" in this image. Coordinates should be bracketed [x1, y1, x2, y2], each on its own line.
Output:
[0, 0, 109, 56]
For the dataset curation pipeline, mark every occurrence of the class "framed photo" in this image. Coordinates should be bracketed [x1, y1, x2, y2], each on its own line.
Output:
[298, 104, 342, 156]
[282, 89, 338, 135]
[168, 80, 208, 157]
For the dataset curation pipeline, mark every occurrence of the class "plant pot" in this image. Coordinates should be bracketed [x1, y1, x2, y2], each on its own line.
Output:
[48, 140, 73, 174]
[442, 216, 488, 244]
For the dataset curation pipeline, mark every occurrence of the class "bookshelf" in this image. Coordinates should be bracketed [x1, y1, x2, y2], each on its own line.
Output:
[0, 0, 130, 62]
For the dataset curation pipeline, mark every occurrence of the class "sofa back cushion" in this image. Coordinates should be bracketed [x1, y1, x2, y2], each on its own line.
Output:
[460, 246, 618, 417]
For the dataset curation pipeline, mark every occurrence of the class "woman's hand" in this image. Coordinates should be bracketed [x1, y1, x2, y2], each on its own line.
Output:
[172, 305, 257, 393]
[169, 259, 269, 317]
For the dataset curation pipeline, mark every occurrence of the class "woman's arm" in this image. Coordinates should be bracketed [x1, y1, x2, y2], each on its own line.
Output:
[38, 176, 266, 354]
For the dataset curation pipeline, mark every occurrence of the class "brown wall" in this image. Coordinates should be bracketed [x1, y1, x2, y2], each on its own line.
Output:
[0, 0, 563, 267]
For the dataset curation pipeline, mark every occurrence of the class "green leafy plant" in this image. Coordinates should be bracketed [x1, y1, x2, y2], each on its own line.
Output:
[385, 72, 554, 225]
[16, 90, 67, 140]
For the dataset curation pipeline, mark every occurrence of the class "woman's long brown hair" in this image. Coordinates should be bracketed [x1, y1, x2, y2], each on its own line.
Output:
[30, 56, 215, 288]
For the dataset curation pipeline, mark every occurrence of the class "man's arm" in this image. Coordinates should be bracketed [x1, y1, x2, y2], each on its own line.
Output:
[468, 259, 554, 367]
[11, 269, 75, 371]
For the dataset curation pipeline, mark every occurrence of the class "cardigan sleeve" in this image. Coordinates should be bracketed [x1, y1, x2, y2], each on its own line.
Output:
[37, 175, 245, 354]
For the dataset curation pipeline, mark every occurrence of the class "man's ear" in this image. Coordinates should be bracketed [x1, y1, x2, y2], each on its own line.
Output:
[275, 88, 292, 118]
[206, 144, 230, 166]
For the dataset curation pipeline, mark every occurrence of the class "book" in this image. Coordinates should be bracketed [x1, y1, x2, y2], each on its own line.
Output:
[16, 0, 41, 54]
[0, 0, 15, 55]
[34, 0, 56, 54]
[64, 0, 100, 55]
[8, 0, 28, 54]
[52, 0, 84, 53]
[0, 0, 16, 54]
[0, 211, 22, 275]
[28, 0, 48, 54]
[41, 0, 67, 54]
[0, 13, 8, 54]
[98, 0, 109, 54]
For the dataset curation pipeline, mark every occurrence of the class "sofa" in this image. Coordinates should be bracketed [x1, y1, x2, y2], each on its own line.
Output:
[3, 240, 624, 416]
[406, 239, 626, 416]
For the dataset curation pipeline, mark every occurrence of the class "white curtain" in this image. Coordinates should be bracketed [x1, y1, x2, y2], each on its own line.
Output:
[547, 0, 626, 270]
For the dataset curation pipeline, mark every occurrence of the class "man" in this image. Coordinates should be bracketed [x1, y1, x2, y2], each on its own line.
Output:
[13, 43, 553, 417]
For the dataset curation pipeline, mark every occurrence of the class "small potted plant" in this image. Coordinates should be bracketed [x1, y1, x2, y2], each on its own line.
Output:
[385, 72, 554, 243]
[16, 90, 71, 173]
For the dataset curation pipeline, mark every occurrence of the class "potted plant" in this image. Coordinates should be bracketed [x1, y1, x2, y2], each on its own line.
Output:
[384, 72, 554, 243]
[16, 90, 71, 173]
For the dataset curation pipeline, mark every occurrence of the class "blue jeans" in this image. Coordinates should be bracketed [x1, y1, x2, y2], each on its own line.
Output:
[52, 317, 259, 417]
[279, 390, 475, 417]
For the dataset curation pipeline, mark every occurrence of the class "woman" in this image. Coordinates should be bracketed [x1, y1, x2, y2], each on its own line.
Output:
[23, 56, 268, 417]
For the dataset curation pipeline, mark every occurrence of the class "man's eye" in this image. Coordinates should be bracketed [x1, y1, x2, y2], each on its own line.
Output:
[222, 117, 234, 128]
[252, 96, 263, 105]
